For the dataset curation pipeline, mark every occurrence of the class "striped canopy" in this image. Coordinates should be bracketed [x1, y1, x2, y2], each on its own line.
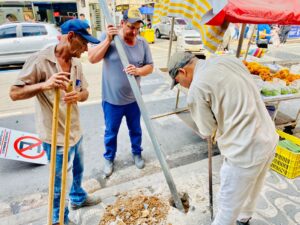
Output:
[153, 0, 300, 53]
[153, 0, 228, 53]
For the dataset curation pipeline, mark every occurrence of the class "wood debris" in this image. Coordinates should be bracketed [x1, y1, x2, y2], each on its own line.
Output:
[99, 194, 170, 225]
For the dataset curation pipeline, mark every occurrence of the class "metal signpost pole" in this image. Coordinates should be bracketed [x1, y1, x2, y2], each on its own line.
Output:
[98, 0, 184, 212]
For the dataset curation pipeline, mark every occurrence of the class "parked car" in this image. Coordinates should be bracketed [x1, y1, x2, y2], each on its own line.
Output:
[176, 28, 205, 54]
[0, 22, 60, 66]
[153, 17, 187, 41]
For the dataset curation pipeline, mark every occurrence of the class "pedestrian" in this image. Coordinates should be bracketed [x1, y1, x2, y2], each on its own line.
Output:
[9, 19, 101, 225]
[271, 25, 280, 47]
[256, 24, 271, 48]
[79, 13, 91, 33]
[167, 52, 278, 225]
[243, 24, 249, 38]
[5, 13, 18, 22]
[79, 13, 89, 25]
[219, 28, 231, 51]
[88, 8, 153, 177]
[147, 18, 152, 29]
[233, 23, 240, 40]
[24, 13, 35, 22]
[279, 25, 291, 44]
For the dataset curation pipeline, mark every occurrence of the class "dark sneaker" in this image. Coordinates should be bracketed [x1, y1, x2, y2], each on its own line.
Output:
[237, 218, 251, 225]
[103, 159, 114, 177]
[71, 195, 101, 210]
[133, 154, 145, 169]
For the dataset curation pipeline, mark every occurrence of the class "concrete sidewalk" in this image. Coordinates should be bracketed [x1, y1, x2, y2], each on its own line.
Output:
[2, 155, 299, 225]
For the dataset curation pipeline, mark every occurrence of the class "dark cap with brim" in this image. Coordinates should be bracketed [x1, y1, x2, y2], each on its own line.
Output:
[168, 52, 195, 89]
[61, 19, 100, 44]
[123, 8, 144, 24]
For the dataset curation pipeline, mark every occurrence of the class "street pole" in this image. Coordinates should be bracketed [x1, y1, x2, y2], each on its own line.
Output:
[236, 23, 246, 58]
[207, 138, 214, 220]
[98, 0, 185, 213]
[167, 17, 175, 65]
[244, 25, 257, 61]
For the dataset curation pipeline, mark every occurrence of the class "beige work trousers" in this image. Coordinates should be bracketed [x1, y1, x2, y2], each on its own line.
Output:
[212, 152, 275, 225]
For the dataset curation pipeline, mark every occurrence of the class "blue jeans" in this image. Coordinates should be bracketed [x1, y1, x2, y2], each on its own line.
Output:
[102, 101, 142, 161]
[43, 137, 87, 224]
[234, 27, 240, 39]
[244, 26, 249, 38]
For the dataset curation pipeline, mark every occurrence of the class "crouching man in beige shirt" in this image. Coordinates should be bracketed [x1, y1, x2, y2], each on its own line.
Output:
[168, 52, 278, 225]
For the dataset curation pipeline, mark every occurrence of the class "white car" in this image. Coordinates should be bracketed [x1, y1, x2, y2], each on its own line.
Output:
[0, 22, 60, 66]
[153, 17, 187, 41]
[176, 29, 205, 54]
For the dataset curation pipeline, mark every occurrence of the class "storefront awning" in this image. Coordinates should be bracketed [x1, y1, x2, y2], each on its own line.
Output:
[139, 6, 154, 15]
[208, 0, 300, 25]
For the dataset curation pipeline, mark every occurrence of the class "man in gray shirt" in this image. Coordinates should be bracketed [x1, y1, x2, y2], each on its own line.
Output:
[88, 8, 153, 177]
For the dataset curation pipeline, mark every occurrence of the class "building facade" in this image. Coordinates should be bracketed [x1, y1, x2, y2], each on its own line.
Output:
[0, 0, 158, 37]
[0, 0, 105, 37]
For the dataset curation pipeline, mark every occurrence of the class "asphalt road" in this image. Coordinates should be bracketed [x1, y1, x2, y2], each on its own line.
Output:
[0, 38, 211, 203]
[1, 39, 300, 204]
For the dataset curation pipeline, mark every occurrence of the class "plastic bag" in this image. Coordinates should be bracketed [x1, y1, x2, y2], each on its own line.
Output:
[261, 82, 281, 96]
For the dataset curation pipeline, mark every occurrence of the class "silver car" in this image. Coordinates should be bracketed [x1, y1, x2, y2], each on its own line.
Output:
[153, 17, 187, 41]
[0, 22, 60, 66]
[176, 29, 205, 54]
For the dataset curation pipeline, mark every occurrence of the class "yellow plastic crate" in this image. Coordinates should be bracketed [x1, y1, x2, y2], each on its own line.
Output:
[270, 130, 300, 179]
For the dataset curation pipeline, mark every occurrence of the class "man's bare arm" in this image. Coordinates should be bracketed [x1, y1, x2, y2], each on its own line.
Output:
[10, 72, 70, 101]
[88, 25, 118, 64]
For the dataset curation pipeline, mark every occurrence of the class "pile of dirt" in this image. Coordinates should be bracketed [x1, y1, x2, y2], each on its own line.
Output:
[99, 194, 170, 225]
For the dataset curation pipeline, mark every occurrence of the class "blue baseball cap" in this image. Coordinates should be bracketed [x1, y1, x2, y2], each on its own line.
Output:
[61, 19, 100, 44]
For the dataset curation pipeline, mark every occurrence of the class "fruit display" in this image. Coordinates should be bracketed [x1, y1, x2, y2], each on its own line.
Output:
[243, 61, 300, 96]
[243, 61, 300, 84]
[243, 61, 271, 76]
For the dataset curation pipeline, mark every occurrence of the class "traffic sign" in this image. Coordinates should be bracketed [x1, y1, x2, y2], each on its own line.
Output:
[0, 127, 48, 164]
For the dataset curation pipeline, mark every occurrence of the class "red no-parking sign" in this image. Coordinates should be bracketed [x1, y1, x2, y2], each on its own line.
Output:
[0, 127, 48, 165]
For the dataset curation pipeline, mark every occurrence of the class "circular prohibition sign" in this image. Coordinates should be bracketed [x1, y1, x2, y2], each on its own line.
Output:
[14, 136, 45, 159]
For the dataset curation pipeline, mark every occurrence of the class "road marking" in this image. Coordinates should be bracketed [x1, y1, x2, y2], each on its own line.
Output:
[0, 111, 30, 118]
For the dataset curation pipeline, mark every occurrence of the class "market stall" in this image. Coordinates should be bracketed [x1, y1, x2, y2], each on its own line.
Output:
[153, 0, 300, 131]
[152, 1, 300, 205]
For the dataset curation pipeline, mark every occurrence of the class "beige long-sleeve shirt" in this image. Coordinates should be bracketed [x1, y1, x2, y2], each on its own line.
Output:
[187, 56, 278, 168]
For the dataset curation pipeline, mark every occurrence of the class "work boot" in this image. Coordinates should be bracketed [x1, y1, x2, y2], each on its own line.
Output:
[103, 159, 114, 177]
[236, 218, 251, 225]
[133, 154, 145, 169]
[71, 195, 101, 210]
